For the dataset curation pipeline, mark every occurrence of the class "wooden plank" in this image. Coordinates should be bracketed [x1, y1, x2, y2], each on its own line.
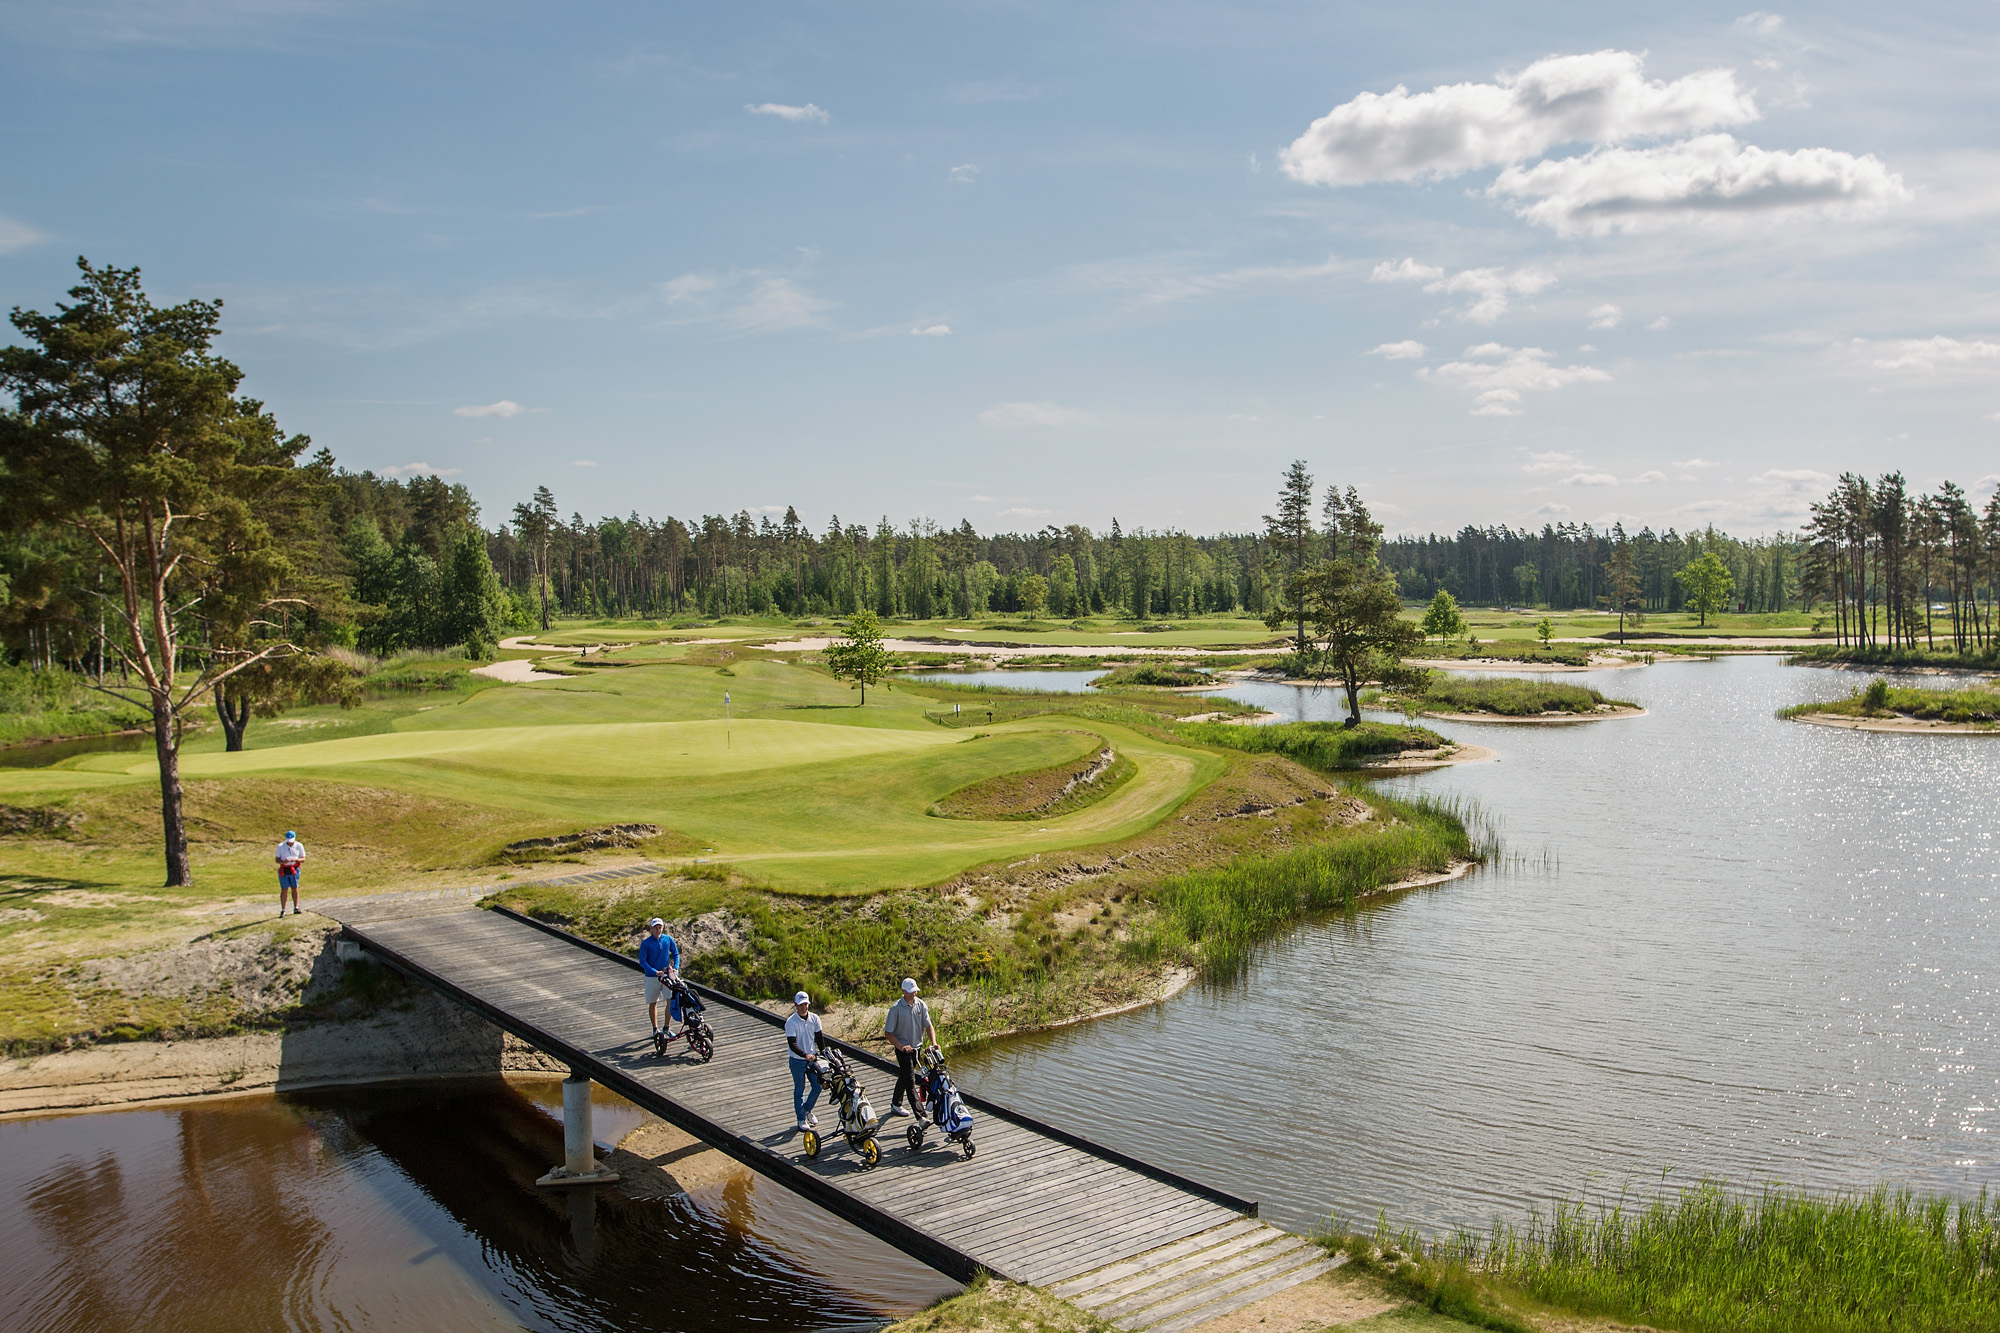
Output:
[1016, 1209, 1243, 1286]
[1125, 1254, 1335, 1333]
[901, 1158, 1130, 1230]
[1093, 1236, 1313, 1322]
[970, 1192, 1214, 1262]
[1051, 1219, 1263, 1298]
[1064, 1224, 1283, 1307]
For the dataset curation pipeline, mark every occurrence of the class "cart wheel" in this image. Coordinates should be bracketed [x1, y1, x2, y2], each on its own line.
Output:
[905, 1125, 925, 1152]
[961, 1139, 976, 1160]
[801, 1129, 821, 1159]
[652, 1032, 667, 1058]
[859, 1137, 881, 1170]
[693, 1034, 714, 1062]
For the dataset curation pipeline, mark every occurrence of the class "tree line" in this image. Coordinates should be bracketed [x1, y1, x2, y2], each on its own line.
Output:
[1803, 473, 2000, 652]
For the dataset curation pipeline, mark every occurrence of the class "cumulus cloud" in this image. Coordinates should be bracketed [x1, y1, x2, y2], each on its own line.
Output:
[997, 507, 1054, 519]
[382, 461, 461, 478]
[1420, 344, 1610, 416]
[661, 271, 832, 333]
[1367, 340, 1427, 359]
[0, 215, 47, 254]
[911, 324, 952, 337]
[1734, 11, 1784, 34]
[1491, 134, 1907, 234]
[1588, 303, 1623, 329]
[980, 401, 1100, 428]
[746, 102, 828, 123]
[1677, 457, 1723, 468]
[1281, 50, 1756, 185]
[1563, 472, 1620, 486]
[1633, 470, 1667, 483]
[1648, 316, 1673, 330]
[454, 400, 529, 418]
[1751, 468, 1832, 484]
[1864, 336, 2000, 371]
[1372, 257, 1554, 322]
[1522, 450, 1581, 473]
[571, 459, 598, 468]
[949, 164, 979, 184]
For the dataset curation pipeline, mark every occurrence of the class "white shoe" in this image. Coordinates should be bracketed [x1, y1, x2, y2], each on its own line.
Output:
[807, 1115, 818, 1127]
[887, 1105, 911, 1118]
[798, 1120, 812, 1131]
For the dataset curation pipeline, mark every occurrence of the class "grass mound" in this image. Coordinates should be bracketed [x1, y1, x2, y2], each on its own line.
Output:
[1404, 675, 1623, 717]
[1172, 719, 1445, 771]
[1781, 678, 2000, 725]
[1414, 641, 1593, 666]
[931, 743, 1135, 821]
[1091, 662, 1216, 688]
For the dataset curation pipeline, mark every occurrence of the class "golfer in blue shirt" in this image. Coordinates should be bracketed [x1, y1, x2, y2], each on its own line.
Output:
[639, 917, 683, 1038]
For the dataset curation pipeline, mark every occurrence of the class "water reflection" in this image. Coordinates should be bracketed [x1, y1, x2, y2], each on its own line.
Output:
[0, 1080, 954, 1333]
[955, 656, 2000, 1232]
[0, 731, 148, 768]
[904, 668, 1106, 693]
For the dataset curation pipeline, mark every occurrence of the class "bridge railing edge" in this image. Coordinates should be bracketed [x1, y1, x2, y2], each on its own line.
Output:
[483, 903, 1260, 1219]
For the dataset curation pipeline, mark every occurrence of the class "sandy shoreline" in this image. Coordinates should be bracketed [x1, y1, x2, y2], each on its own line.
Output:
[1794, 712, 1999, 734]
[1414, 707, 1645, 725]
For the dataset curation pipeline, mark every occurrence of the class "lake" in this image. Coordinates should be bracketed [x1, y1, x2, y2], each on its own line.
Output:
[952, 655, 2000, 1232]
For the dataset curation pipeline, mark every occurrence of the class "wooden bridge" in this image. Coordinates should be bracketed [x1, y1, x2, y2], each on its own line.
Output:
[341, 905, 1338, 1333]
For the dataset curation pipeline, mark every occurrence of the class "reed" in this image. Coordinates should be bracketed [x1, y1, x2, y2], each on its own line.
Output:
[1130, 790, 1487, 979]
[1479, 1180, 2000, 1332]
[1780, 679, 2000, 724]
[1171, 718, 1444, 770]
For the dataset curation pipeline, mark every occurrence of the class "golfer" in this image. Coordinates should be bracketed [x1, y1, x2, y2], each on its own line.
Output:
[882, 977, 936, 1118]
[786, 991, 824, 1131]
[274, 830, 306, 917]
[639, 917, 683, 1039]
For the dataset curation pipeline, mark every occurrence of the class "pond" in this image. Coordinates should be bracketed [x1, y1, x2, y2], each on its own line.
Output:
[952, 655, 2000, 1232]
[902, 668, 1107, 694]
[0, 1079, 954, 1333]
[0, 731, 149, 768]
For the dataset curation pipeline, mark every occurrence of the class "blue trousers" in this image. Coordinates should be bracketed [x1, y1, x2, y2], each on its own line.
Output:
[789, 1057, 821, 1122]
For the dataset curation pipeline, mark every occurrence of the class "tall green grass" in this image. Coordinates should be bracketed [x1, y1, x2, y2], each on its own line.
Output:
[1131, 791, 1487, 979]
[1780, 679, 2000, 724]
[1478, 1180, 2000, 1332]
[1172, 719, 1445, 771]
[0, 665, 150, 746]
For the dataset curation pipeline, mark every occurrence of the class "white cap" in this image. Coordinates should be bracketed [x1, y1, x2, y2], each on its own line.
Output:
[794, 991, 811, 1005]
[648, 917, 664, 927]
[901, 977, 919, 994]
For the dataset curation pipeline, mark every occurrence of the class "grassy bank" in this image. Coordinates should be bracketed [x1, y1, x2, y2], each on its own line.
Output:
[1789, 643, 2000, 670]
[1410, 642, 1594, 667]
[1780, 678, 2000, 725]
[1132, 791, 1484, 979]
[1171, 718, 1448, 770]
[1387, 674, 1629, 717]
[0, 665, 151, 747]
[1088, 662, 1217, 687]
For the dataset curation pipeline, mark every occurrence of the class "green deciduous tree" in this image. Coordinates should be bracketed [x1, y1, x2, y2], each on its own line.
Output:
[0, 260, 323, 884]
[1419, 589, 1466, 646]
[1292, 561, 1423, 727]
[825, 607, 894, 703]
[1536, 616, 1555, 648]
[1676, 550, 1735, 627]
[1016, 572, 1049, 618]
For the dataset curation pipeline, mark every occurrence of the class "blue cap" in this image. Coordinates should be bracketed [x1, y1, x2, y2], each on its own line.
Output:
[285, 830, 296, 839]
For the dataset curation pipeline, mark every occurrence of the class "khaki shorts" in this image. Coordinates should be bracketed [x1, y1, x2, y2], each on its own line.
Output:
[645, 974, 666, 1004]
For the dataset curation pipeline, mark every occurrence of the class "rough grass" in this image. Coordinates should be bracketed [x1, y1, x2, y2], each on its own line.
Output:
[1477, 1180, 2000, 1333]
[1171, 719, 1447, 771]
[885, 1276, 1116, 1333]
[1089, 662, 1216, 688]
[1407, 675, 1624, 717]
[1789, 643, 2000, 670]
[1411, 642, 1594, 666]
[1130, 790, 1486, 979]
[1780, 679, 2000, 724]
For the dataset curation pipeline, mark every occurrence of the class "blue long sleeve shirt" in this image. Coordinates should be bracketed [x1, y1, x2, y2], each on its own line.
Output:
[639, 934, 680, 977]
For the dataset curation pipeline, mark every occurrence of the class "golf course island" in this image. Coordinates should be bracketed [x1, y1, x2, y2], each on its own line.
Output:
[1373, 671, 1644, 723]
[1780, 678, 2000, 733]
[0, 632, 1481, 1109]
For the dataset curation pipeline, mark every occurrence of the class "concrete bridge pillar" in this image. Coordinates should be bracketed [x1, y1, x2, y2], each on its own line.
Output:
[535, 1071, 620, 1187]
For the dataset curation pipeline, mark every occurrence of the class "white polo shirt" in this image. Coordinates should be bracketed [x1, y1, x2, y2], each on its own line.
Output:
[784, 1011, 822, 1061]
[275, 839, 306, 864]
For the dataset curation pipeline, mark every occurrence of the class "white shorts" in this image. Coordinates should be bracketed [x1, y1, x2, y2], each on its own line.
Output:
[645, 974, 665, 1004]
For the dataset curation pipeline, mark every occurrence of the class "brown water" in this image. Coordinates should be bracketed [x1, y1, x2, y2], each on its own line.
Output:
[0, 1079, 955, 1333]
[954, 656, 2000, 1232]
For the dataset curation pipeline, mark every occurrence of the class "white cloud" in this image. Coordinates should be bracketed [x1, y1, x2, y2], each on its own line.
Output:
[911, 324, 952, 337]
[1530, 503, 1572, 516]
[381, 461, 461, 478]
[1633, 470, 1667, 483]
[1677, 458, 1723, 469]
[1367, 340, 1427, 360]
[731, 278, 829, 333]
[661, 273, 719, 303]
[1648, 316, 1673, 330]
[571, 459, 598, 468]
[746, 102, 828, 124]
[1733, 12, 1785, 34]
[1588, 303, 1623, 329]
[1492, 134, 1907, 234]
[1563, 472, 1620, 486]
[1281, 50, 1756, 186]
[980, 401, 1100, 428]
[1750, 468, 1832, 484]
[0, 215, 47, 254]
[1974, 474, 2000, 496]
[1420, 344, 1610, 416]
[454, 400, 529, 418]
[949, 164, 979, 184]
[1522, 450, 1581, 473]
[1864, 336, 2000, 372]
[1072, 255, 1345, 308]
[997, 507, 1053, 519]
[1373, 257, 1554, 323]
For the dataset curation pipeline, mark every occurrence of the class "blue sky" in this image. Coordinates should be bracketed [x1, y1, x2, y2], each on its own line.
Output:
[2, 1, 1996, 538]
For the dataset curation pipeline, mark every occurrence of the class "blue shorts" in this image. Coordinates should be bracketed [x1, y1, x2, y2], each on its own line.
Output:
[278, 869, 300, 890]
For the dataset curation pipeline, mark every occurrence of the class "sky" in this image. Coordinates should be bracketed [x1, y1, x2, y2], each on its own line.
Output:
[2, 0, 1997, 539]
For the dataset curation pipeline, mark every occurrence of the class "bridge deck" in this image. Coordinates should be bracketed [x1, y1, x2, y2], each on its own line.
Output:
[345, 907, 1334, 1331]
